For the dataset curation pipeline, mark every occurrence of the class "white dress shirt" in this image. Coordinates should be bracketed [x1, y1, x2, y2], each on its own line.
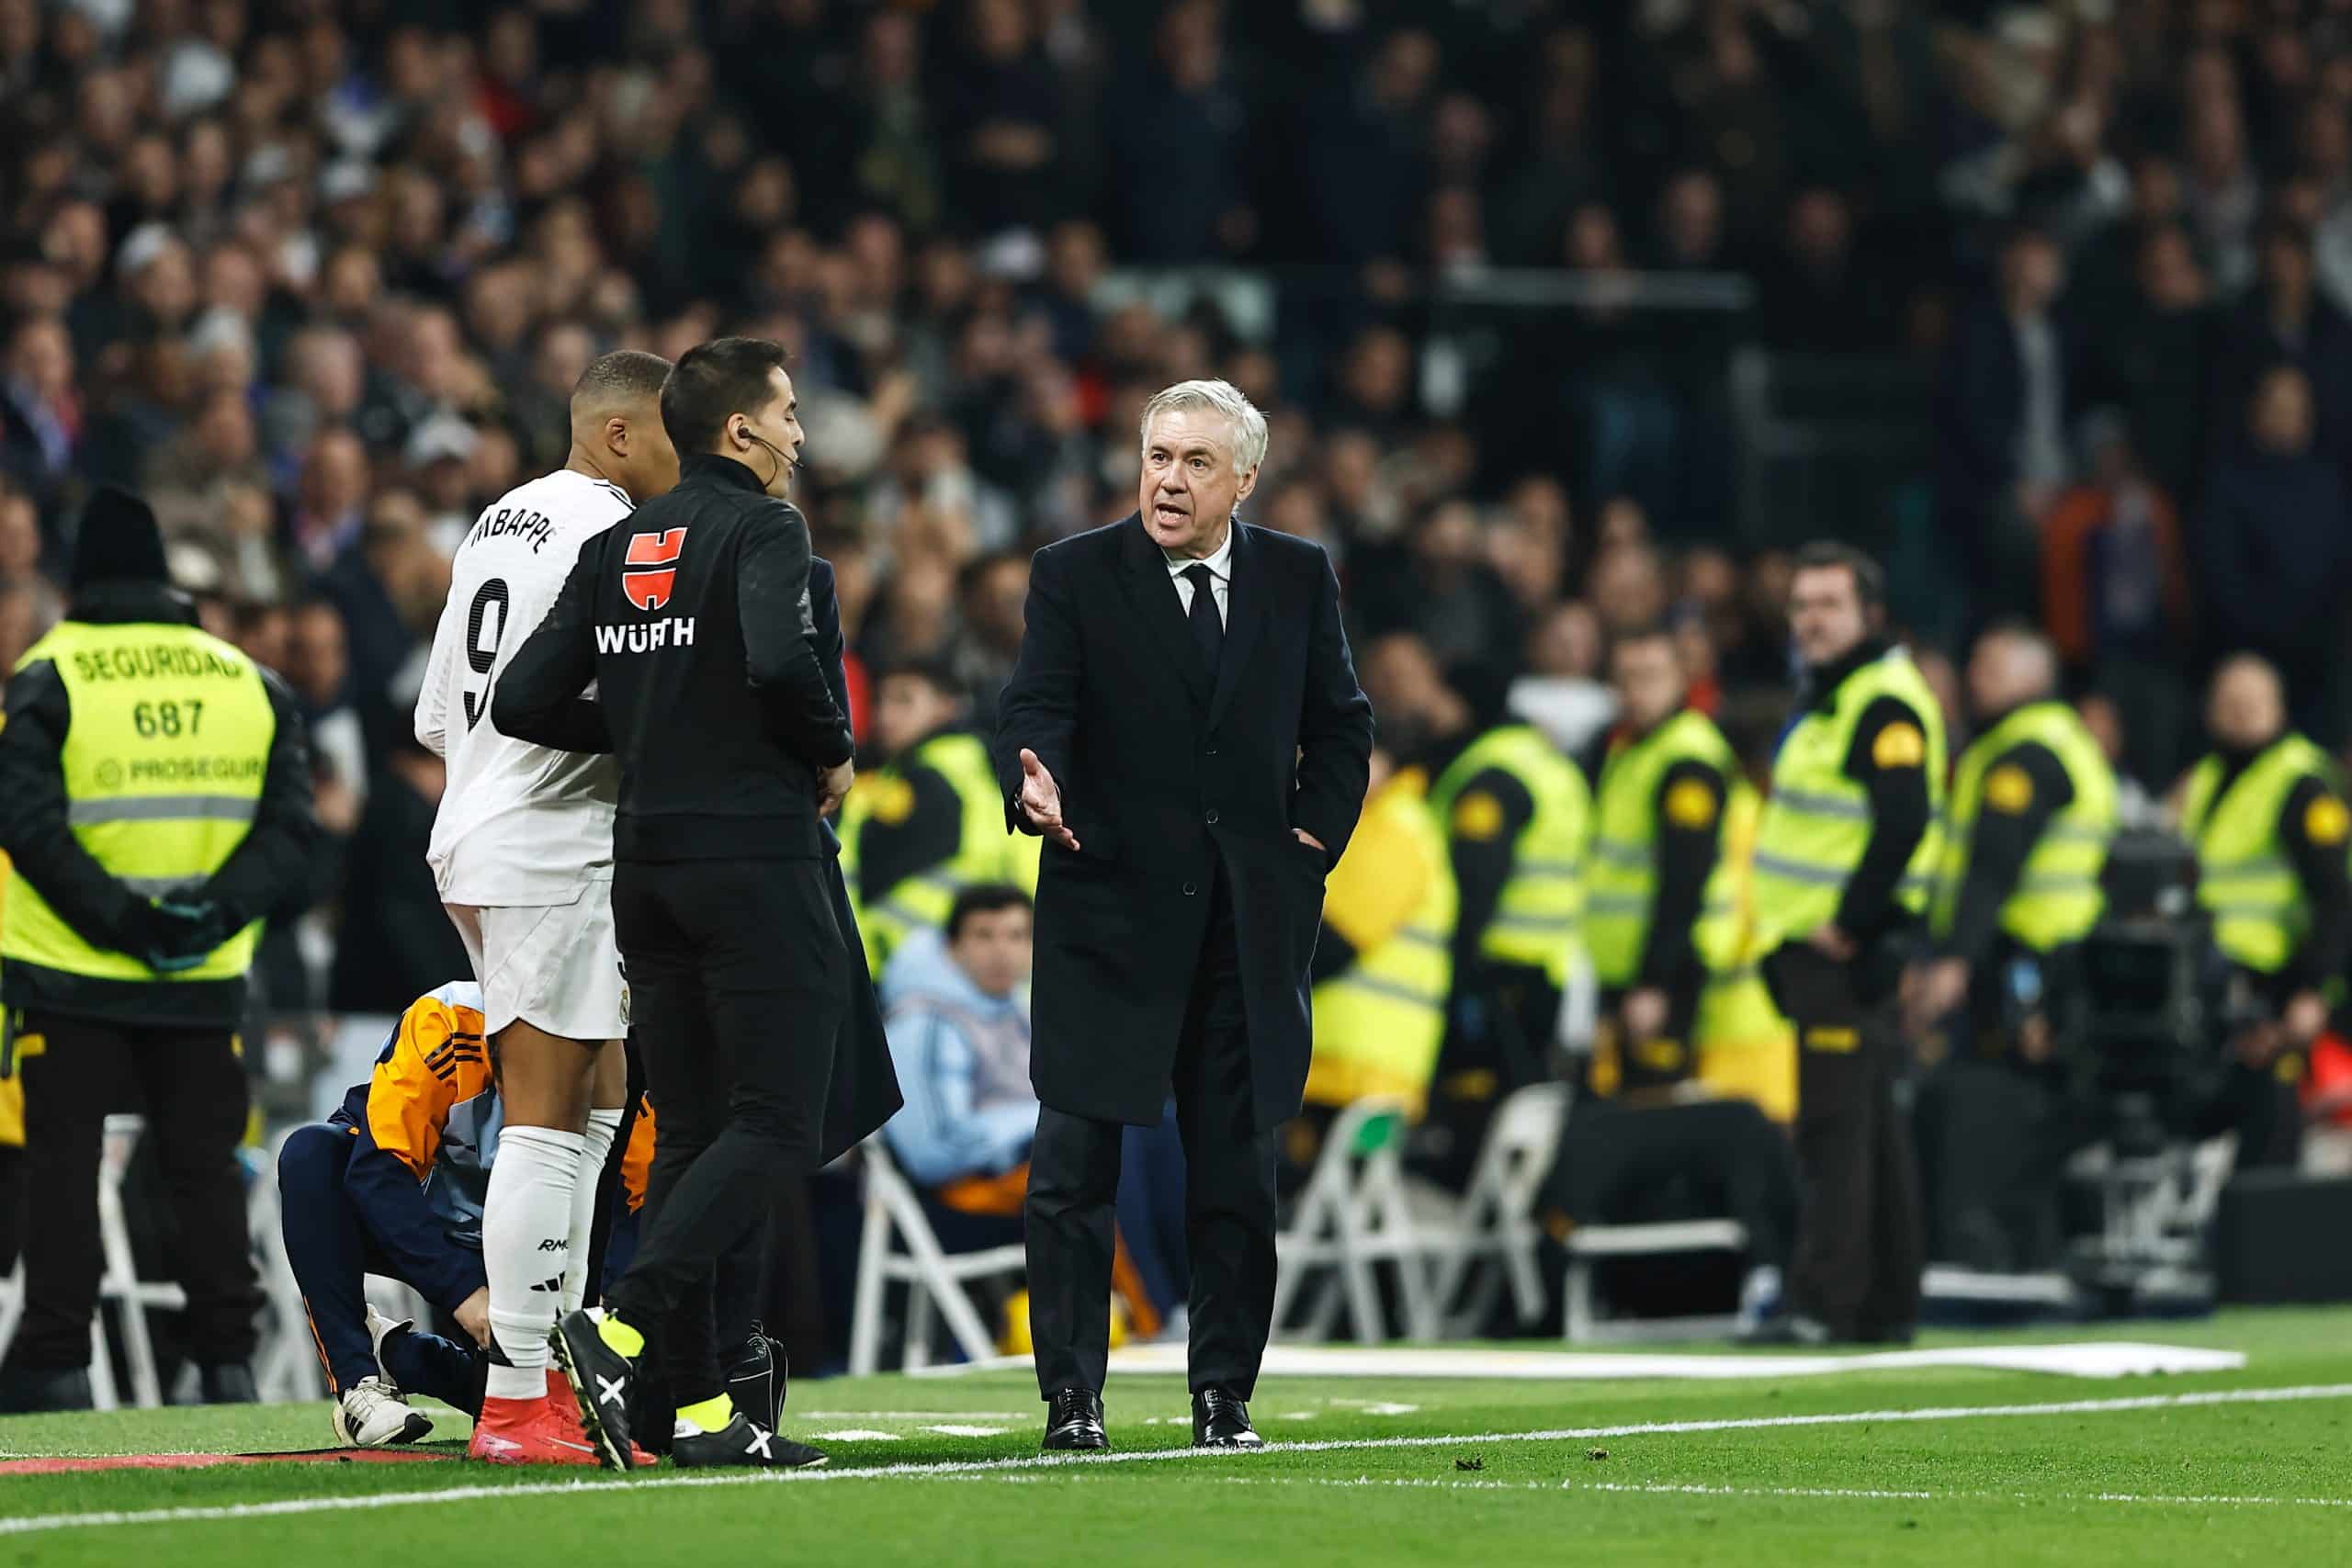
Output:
[1164, 522, 1234, 628]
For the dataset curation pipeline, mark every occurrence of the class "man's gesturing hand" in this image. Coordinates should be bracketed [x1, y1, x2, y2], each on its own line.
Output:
[1018, 747, 1080, 851]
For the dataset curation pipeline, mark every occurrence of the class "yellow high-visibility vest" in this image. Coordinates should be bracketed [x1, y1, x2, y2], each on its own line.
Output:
[1585, 708, 1737, 988]
[1429, 724, 1589, 987]
[2178, 734, 2341, 975]
[1933, 701, 2118, 953]
[1750, 648, 1948, 951]
[1, 619, 274, 984]
[840, 731, 1040, 973]
[1307, 774, 1456, 1118]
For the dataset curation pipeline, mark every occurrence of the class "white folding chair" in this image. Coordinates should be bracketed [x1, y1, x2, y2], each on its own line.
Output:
[94, 1114, 187, 1408]
[846, 1136, 1026, 1376]
[1428, 1082, 1570, 1336]
[1272, 1097, 1439, 1343]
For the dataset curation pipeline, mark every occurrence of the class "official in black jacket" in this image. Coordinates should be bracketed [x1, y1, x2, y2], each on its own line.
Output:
[499, 337, 860, 1472]
[997, 379, 1374, 1452]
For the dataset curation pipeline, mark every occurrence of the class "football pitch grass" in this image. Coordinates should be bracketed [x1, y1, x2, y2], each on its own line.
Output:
[3, 1307, 2349, 1566]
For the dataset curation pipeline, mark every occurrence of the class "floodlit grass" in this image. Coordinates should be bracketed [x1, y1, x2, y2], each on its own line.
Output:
[2, 1306, 2347, 1566]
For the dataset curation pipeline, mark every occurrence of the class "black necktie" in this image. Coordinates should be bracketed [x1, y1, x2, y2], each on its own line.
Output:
[1184, 563, 1222, 674]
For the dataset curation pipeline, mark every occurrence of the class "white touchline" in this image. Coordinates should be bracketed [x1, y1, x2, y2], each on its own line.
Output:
[3, 1382, 2347, 1539]
[1188, 1477, 2352, 1510]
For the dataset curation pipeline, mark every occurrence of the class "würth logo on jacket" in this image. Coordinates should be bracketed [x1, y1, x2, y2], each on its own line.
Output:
[623, 527, 687, 611]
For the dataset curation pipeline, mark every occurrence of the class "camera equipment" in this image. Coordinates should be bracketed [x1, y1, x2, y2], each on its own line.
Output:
[2058, 828, 2241, 1313]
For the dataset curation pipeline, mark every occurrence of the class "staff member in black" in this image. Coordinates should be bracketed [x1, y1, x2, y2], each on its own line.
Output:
[500, 337, 876, 1472]
[997, 378, 1373, 1451]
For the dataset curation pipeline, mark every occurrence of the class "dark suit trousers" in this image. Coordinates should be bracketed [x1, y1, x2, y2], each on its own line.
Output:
[1025, 858, 1277, 1400]
[607, 857, 846, 1406]
[1766, 945, 1924, 1338]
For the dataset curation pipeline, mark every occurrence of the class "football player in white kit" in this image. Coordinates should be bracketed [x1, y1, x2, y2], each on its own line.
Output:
[413, 350, 677, 1464]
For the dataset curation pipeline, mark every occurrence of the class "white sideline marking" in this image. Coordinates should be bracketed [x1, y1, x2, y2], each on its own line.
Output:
[1, 1383, 2345, 1540]
[933, 1341, 2246, 1382]
[921, 1426, 1009, 1438]
[1190, 1477, 2352, 1511]
[795, 1419, 1025, 1429]
[808, 1430, 902, 1442]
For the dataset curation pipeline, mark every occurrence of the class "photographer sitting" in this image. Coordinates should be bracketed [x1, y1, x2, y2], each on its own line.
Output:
[2170, 656, 2352, 1168]
[1905, 626, 2119, 1269]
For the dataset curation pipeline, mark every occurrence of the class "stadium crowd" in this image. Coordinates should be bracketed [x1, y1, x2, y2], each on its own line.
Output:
[2, 0, 2352, 1354]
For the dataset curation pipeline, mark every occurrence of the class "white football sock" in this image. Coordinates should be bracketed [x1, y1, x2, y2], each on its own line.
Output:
[482, 1123, 585, 1402]
[561, 1108, 626, 1314]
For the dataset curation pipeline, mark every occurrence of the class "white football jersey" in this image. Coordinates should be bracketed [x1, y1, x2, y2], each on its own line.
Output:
[417, 468, 633, 906]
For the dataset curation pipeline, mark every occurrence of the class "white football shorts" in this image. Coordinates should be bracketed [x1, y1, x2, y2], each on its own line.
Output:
[443, 884, 627, 1041]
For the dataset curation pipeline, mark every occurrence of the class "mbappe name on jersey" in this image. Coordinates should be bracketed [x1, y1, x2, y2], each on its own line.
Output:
[465, 505, 556, 554]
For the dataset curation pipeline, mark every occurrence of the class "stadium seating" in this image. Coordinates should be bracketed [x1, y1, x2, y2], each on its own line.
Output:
[1425, 1082, 1570, 1337]
[847, 1137, 1027, 1377]
[1272, 1097, 1439, 1343]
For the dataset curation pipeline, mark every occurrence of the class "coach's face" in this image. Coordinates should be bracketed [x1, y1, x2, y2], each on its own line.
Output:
[1140, 408, 1257, 558]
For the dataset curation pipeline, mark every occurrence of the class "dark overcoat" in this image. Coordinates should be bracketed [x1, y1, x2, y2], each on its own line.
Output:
[993, 514, 1373, 1131]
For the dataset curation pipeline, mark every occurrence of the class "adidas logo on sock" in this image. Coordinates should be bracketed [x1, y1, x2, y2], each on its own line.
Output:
[528, 1275, 564, 1293]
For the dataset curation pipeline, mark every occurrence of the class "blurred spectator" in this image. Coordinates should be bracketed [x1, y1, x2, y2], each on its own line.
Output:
[1937, 225, 2075, 634]
[1509, 601, 1617, 759]
[1102, 1, 1253, 263]
[1758, 187, 1891, 353]
[2215, 220, 2352, 472]
[2040, 414, 2195, 785]
[2086, 222, 2211, 502]
[2196, 366, 2352, 747]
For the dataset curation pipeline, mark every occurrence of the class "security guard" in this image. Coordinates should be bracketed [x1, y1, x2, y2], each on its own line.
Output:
[839, 659, 1039, 972]
[1907, 624, 2116, 1269]
[0, 490, 316, 1412]
[2173, 654, 2351, 1165]
[1912, 624, 2119, 1050]
[1299, 745, 1456, 1127]
[1555, 628, 1799, 1336]
[1425, 700, 1589, 1186]
[1748, 542, 1943, 1346]
[1585, 624, 1736, 1095]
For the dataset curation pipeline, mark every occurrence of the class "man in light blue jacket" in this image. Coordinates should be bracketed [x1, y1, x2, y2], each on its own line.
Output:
[880, 885, 1189, 1328]
[880, 886, 1040, 1187]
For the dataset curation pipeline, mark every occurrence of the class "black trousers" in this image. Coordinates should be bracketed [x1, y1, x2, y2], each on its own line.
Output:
[9, 1013, 261, 1371]
[1025, 864, 1277, 1401]
[606, 856, 847, 1406]
[1766, 945, 1924, 1340]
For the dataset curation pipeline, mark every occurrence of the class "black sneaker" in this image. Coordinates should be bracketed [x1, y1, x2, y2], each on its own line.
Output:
[725, 1327, 789, 1430]
[673, 1413, 827, 1470]
[549, 1309, 639, 1471]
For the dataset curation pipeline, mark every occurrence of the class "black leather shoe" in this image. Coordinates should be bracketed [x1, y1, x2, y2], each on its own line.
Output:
[1192, 1388, 1263, 1450]
[1041, 1388, 1108, 1451]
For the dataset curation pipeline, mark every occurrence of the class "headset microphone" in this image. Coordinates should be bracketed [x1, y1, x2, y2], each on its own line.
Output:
[743, 429, 797, 490]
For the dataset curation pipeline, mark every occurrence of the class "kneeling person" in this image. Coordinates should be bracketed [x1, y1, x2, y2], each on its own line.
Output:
[277, 981, 651, 1450]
